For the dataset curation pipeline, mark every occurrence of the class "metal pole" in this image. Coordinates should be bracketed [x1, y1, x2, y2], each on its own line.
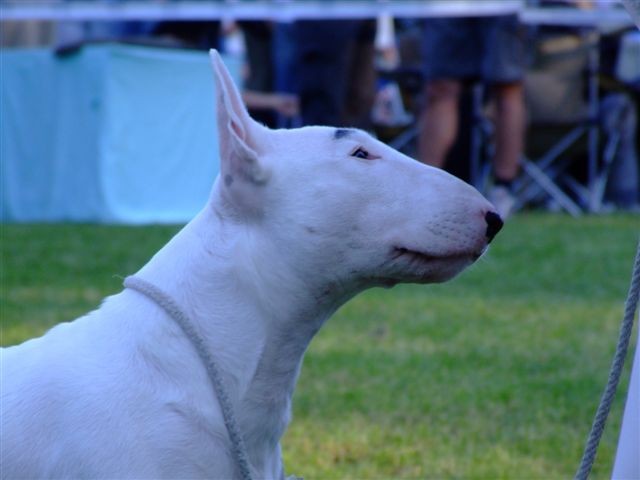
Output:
[586, 31, 600, 212]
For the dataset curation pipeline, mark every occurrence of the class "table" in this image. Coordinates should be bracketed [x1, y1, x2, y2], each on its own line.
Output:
[1, 45, 240, 223]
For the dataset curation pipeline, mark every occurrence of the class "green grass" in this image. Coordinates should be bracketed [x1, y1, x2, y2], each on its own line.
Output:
[1, 214, 638, 479]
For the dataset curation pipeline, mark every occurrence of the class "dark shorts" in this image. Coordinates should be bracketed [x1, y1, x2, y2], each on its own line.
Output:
[422, 15, 527, 83]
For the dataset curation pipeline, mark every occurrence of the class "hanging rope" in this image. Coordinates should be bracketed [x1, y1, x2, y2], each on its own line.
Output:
[124, 276, 254, 480]
[574, 238, 640, 480]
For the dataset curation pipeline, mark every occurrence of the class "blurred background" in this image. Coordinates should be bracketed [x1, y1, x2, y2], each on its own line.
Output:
[1, 0, 638, 222]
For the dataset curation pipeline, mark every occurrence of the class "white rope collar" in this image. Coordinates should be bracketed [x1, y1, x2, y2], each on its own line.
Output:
[123, 276, 253, 480]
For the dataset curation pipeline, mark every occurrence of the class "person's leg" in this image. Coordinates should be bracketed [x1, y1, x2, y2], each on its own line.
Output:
[482, 14, 527, 183]
[418, 17, 480, 167]
[292, 20, 357, 127]
[418, 79, 462, 167]
[341, 20, 376, 130]
[486, 81, 524, 217]
[239, 21, 276, 128]
[492, 81, 525, 183]
[481, 14, 528, 217]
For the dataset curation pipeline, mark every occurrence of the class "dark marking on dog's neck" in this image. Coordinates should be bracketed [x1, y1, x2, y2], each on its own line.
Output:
[334, 128, 354, 140]
[224, 174, 234, 186]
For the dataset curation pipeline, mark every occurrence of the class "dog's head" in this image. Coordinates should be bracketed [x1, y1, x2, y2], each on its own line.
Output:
[208, 50, 501, 291]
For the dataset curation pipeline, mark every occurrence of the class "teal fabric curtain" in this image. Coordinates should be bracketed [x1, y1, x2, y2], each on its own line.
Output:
[1, 45, 240, 223]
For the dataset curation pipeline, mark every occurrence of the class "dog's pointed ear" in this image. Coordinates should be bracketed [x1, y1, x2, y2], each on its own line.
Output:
[210, 50, 270, 206]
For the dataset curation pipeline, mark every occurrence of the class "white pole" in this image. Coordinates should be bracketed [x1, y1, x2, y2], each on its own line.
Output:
[611, 323, 640, 479]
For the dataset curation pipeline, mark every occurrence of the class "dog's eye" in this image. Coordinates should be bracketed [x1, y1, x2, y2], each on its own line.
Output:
[351, 147, 370, 159]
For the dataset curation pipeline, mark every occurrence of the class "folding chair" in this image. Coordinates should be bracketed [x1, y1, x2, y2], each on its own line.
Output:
[514, 29, 617, 215]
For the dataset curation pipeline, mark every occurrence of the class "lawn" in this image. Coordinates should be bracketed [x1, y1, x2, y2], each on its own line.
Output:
[1, 213, 638, 479]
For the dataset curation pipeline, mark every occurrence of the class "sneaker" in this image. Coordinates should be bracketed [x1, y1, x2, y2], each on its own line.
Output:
[488, 185, 516, 219]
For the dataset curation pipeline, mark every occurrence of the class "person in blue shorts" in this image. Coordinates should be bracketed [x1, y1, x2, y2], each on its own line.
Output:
[418, 15, 528, 217]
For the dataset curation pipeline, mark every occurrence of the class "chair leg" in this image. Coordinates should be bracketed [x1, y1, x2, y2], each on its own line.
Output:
[388, 125, 418, 153]
[518, 159, 583, 217]
[591, 131, 622, 212]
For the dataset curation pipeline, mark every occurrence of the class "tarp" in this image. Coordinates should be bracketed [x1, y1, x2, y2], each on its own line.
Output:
[1, 44, 240, 223]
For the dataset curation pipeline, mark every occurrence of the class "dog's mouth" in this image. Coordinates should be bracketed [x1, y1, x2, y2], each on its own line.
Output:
[370, 246, 486, 287]
[392, 246, 484, 264]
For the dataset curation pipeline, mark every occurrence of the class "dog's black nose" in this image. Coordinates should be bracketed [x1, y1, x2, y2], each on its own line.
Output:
[485, 211, 503, 243]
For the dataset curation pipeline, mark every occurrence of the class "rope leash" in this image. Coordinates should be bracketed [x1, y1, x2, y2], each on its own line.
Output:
[574, 238, 640, 480]
[123, 276, 254, 480]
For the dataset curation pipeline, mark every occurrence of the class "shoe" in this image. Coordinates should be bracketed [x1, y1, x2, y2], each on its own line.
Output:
[488, 186, 516, 219]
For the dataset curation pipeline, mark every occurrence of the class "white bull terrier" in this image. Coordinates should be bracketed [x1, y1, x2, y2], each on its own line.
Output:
[0, 50, 503, 479]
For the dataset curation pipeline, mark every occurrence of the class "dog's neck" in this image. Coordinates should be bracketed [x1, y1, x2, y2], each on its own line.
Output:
[135, 193, 355, 471]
